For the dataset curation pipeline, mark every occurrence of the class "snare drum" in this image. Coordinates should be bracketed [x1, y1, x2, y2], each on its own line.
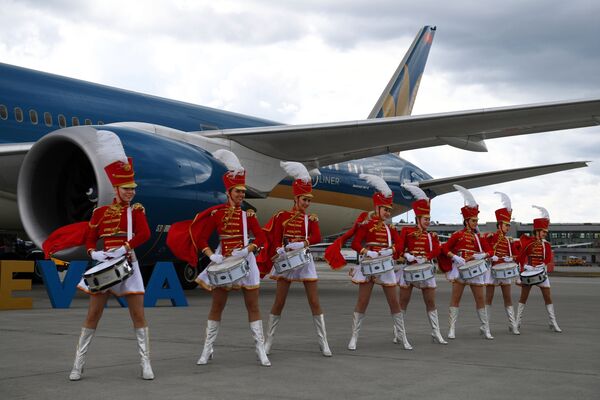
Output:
[491, 262, 519, 279]
[360, 255, 394, 276]
[272, 248, 311, 274]
[403, 262, 435, 282]
[83, 256, 133, 293]
[206, 256, 250, 286]
[458, 259, 489, 280]
[520, 266, 547, 285]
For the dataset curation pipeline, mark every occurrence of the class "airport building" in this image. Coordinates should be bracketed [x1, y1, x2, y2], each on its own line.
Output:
[424, 221, 600, 266]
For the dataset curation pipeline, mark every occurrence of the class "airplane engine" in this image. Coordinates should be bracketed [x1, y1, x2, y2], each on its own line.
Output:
[18, 125, 227, 264]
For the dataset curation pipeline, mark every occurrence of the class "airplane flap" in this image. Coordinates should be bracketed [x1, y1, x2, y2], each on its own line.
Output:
[415, 161, 590, 196]
[203, 98, 600, 166]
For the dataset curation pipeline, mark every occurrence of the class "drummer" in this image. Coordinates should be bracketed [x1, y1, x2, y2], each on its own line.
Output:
[483, 192, 520, 335]
[259, 162, 331, 357]
[338, 174, 407, 351]
[515, 205, 562, 333]
[438, 185, 494, 340]
[43, 134, 154, 380]
[396, 183, 447, 346]
[167, 149, 270, 366]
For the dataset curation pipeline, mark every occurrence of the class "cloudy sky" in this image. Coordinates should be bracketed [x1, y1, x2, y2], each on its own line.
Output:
[2, 0, 599, 224]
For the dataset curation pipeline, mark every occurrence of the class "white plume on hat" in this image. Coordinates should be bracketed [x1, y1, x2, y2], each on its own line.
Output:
[213, 149, 245, 176]
[402, 183, 429, 201]
[453, 184, 478, 207]
[360, 174, 392, 197]
[532, 205, 550, 219]
[96, 130, 127, 165]
[280, 161, 311, 183]
[494, 191, 512, 211]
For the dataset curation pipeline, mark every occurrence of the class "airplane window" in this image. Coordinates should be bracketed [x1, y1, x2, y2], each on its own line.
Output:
[44, 112, 53, 127]
[29, 109, 38, 125]
[0, 104, 7, 120]
[14, 107, 23, 122]
[58, 114, 66, 128]
[97, 120, 104, 125]
[84, 118, 92, 125]
[72, 117, 79, 126]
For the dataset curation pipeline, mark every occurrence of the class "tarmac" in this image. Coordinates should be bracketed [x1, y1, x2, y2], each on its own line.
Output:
[1, 262, 599, 400]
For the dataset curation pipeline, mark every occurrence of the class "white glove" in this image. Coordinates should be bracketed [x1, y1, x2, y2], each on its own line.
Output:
[379, 248, 393, 257]
[416, 256, 427, 265]
[452, 255, 466, 266]
[209, 254, 224, 264]
[286, 241, 305, 251]
[232, 247, 249, 258]
[403, 252, 416, 262]
[107, 246, 127, 258]
[524, 264, 535, 271]
[503, 256, 513, 262]
[366, 250, 379, 259]
[473, 253, 487, 260]
[276, 247, 286, 256]
[90, 250, 108, 262]
[491, 255, 499, 262]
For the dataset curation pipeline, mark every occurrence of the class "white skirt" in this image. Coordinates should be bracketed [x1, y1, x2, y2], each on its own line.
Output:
[196, 252, 261, 291]
[396, 264, 437, 289]
[446, 263, 493, 286]
[77, 258, 145, 297]
[350, 265, 397, 286]
[489, 276, 516, 286]
[269, 255, 318, 282]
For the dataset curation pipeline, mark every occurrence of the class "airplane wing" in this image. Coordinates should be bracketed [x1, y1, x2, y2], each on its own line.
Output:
[415, 161, 590, 196]
[203, 98, 600, 167]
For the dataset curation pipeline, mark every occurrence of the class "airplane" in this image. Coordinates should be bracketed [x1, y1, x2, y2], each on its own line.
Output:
[1, 25, 597, 287]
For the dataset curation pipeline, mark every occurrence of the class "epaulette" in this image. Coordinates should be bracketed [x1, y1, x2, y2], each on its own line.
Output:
[246, 209, 256, 218]
[309, 213, 319, 222]
[132, 203, 145, 213]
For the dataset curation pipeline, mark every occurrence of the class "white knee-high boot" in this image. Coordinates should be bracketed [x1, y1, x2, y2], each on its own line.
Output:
[448, 307, 459, 339]
[197, 320, 220, 365]
[69, 327, 96, 381]
[516, 303, 526, 330]
[313, 314, 332, 356]
[250, 320, 271, 367]
[392, 312, 413, 350]
[477, 308, 494, 340]
[135, 327, 154, 380]
[347, 312, 365, 351]
[546, 304, 562, 333]
[264, 314, 281, 355]
[505, 306, 520, 335]
[428, 310, 448, 344]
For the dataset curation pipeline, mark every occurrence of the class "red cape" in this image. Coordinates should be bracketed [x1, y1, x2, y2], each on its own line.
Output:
[166, 204, 225, 267]
[42, 221, 89, 258]
[324, 212, 369, 270]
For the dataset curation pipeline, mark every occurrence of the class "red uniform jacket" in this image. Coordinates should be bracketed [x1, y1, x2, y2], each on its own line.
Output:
[43, 201, 150, 258]
[351, 216, 401, 256]
[397, 226, 441, 263]
[483, 231, 518, 266]
[86, 201, 150, 253]
[438, 228, 493, 272]
[258, 209, 321, 275]
[517, 235, 554, 272]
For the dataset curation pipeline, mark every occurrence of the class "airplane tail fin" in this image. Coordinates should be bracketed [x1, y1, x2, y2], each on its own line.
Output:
[368, 25, 436, 119]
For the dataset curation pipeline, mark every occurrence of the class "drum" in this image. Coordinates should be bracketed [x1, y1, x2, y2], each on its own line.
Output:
[83, 256, 133, 293]
[520, 265, 548, 285]
[206, 256, 250, 286]
[360, 255, 394, 276]
[491, 262, 519, 279]
[458, 259, 489, 280]
[403, 262, 435, 282]
[272, 248, 311, 274]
